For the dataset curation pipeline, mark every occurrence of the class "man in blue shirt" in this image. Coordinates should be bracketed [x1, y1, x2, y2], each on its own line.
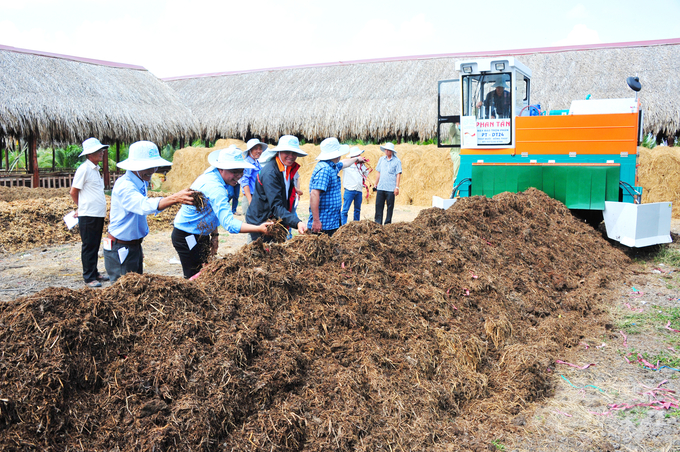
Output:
[308, 137, 367, 236]
[374, 142, 402, 225]
[104, 141, 194, 282]
[172, 146, 271, 278]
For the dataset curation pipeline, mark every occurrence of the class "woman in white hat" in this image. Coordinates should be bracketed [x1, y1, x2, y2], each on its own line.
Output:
[104, 141, 194, 282]
[374, 142, 402, 225]
[245, 135, 309, 242]
[172, 146, 272, 279]
[308, 138, 366, 235]
[238, 138, 267, 218]
[69, 137, 110, 288]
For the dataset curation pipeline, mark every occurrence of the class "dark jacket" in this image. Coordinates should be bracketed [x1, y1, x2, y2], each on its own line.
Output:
[245, 157, 301, 229]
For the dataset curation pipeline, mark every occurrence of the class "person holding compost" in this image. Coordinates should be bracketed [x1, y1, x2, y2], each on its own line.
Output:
[104, 141, 194, 282]
[245, 135, 308, 242]
[172, 146, 271, 279]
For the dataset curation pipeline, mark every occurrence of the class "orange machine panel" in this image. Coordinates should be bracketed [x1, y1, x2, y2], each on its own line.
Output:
[515, 113, 638, 155]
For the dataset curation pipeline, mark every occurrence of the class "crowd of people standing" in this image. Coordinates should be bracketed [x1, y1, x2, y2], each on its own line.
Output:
[69, 135, 403, 284]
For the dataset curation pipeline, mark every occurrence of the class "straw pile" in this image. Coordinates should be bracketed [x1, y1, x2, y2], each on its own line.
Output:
[0, 188, 629, 451]
[164, 141, 455, 206]
[163, 139, 246, 192]
[0, 193, 180, 253]
[0, 186, 69, 202]
[638, 145, 680, 217]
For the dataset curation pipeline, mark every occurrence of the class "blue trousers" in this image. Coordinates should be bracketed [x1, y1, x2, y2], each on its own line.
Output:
[341, 189, 363, 225]
[231, 183, 240, 214]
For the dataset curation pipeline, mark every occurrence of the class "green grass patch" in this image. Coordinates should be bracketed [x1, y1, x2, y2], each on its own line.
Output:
[491, 439, 506, 451]
[617, 406, 648, 426]
[640, 349, 680, 368]
[616, 306, 680, 335]
[653, 245, 680, 267]
[664, 409, 680, 419]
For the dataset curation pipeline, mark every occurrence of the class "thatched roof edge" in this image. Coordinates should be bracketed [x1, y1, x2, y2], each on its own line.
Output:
[0, 45, 199, 145]
[163, 38, 680, 81]
[166, 38, 680, 142]
[0, 44, 147, 71]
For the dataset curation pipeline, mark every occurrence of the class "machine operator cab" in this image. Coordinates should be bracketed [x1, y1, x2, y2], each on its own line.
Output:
[437, 57, 532, 149]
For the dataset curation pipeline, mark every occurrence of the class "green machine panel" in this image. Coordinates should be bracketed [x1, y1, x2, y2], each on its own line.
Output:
[471, 164, 620, 210]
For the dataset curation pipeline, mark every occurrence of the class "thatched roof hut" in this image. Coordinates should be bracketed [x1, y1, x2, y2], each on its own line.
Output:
[165, 38, 680, 143]
[0, 44, 199, 145]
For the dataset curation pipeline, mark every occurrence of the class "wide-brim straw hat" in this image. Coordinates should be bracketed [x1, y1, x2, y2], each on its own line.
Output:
[208, 145, 256, 171]
[79, 137, 109, 157]
[316, 137, 349, 161]
[274, 135, 307, 156]
[349, 146, 365, 158]
[116, 141, 172, 171]
[379, 142, 397, 154]
[246, 138, 268, 154]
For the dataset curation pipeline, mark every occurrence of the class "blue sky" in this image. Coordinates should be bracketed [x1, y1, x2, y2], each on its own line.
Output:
[1, 0, 679, 78]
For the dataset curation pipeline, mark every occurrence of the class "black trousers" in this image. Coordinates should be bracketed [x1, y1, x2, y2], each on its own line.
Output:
[103, 241, 143, 283]
[171, 227, 212, 279]
[374, 190, 395, 225]
[78, 215, 105, 282]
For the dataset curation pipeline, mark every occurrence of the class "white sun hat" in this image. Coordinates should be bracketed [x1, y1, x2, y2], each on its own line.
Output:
[246, 138, 268, 154]
[79, 137, 109, 157]
[116, 141, 172, 171]
[349, 146, 365, 158]
[493, 79, 508, 88]
[258, 148, 277, 163]
[208, 145, 256, 171]
[274, 135, 308, 156]
[379, 142, 397, 154]
[316, 137, 350, 161]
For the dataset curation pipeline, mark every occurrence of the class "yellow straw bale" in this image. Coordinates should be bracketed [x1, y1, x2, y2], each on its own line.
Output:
[162, 146, 213, 192]
[214, 138, 247, 149]
[296, 143, 454, 206]
[638, 145, 680, 217]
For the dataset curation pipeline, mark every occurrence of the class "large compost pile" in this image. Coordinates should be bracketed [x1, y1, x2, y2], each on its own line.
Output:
[0, 189, 629, 451]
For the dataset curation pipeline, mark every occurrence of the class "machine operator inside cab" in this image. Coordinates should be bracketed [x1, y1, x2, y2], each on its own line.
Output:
[438, 58, 532, 149]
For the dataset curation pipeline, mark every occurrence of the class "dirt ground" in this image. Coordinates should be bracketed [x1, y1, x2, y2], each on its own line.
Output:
[1, 195, 679, 451]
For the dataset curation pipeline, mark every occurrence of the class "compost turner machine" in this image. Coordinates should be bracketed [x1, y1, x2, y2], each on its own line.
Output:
[436, 57, 671, 247]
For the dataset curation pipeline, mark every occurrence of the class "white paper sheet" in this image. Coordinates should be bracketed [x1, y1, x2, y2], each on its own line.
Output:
[185, 234, 197, 250]
[64, 211, 78, 230]
[118, 247, 129, 264]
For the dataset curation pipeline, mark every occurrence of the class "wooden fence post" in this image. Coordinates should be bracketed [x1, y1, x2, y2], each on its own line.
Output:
[30, 135, 39, 188]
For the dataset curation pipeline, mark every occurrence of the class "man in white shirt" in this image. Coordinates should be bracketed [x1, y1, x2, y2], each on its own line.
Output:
[70, 138, 110, 288]
[341, 146, 371, 225]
